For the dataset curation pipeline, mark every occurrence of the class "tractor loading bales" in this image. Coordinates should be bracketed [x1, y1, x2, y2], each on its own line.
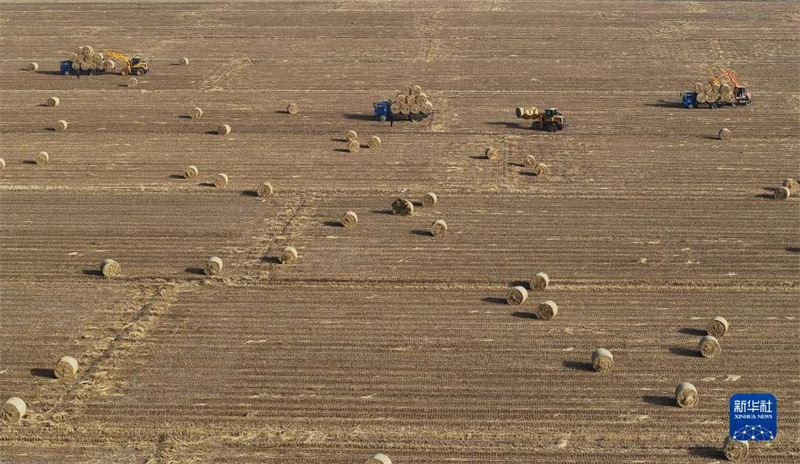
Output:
[0, 1, 798, 464]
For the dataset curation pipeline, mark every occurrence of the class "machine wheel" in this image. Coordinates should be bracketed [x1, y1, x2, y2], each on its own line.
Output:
[745, 100, 751, 106]
[687, 104, 694, 109]
[135, 68, 144, 76]
[379, 114, 388, 122]
[548, 123, 557, 132]
[89, 70, 97, 76]
[532, 121, 541, 130]
[120, 69, 128, 75]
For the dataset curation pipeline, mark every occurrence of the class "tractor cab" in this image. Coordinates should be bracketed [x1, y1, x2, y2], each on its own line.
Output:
[130, 57, 149, 74]
[60, 60, 73, 75]
[373, 100, 391, 121]
[735, 87, 751, 105]
[545, 108, 560, 119]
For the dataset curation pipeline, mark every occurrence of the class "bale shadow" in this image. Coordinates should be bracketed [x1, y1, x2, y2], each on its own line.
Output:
[507, 162, 525, 168]
[562, 360, 593, 372]
[644, 101, 685, 109]
[669, 347, 702, 358]
[177, 115, 191, 119]
[485, 121, 524, 129]
[330, 138, 347, 142]
[324, 220, 344, 228]
[30, 368, 55, 379]
[342, 113, 376, 121]
[205, 130, 219, 135]
[410, 200, 423, 207]
[469, 155, 488, 160]
[44, 127, 56, 132]
[511, 311, 537, 320]
[82, 269, 103, 277]
[275, 109, 290, 114]
[22, 160, 37, 165]
[411, 229, 432, 236]
[510, 280, 531, 290]
[678, 328, 706, 336]
[261, 256, 282, 264]
[37, 103, 49, 107]
[687, 446, 724, 459]
[185, 267, 205, 275]
[753, 193, 774, 199]
[333, 148, 353, 153]
[168, 174, 185, 179]
[519, 171, 542, 177]
[482, 296, 507, 305]
[198, 181, 215, 187]
[118, 84, 129, 88]
[642, 395, 675, 407]
[241, 190, 258, 197]
[371, 209, 395, 215]
[787, 247, 800, 253]
[763, 186, 780, 193]
[701, 134, 720, 140]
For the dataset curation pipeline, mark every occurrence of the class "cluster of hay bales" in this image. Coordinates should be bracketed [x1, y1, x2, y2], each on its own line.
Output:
[68, 46, 115, 73]
[388, 85, 433, 116]
[774, 178, 798, 200]
[692, 80, 736, 105]
[342, 131, 381, 153]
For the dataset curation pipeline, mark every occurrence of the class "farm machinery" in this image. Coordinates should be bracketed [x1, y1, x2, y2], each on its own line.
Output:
[515, 106, 568, 131]
[682, 70, 751, 109]
[60, 46, 149, 76]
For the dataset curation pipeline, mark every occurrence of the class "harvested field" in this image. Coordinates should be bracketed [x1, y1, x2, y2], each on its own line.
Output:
[1, 1, 799, 463]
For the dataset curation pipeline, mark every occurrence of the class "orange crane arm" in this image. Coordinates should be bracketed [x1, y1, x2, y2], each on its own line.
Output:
[714, 70, 741, 88]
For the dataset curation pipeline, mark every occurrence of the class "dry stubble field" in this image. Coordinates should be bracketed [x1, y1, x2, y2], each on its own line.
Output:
[1, 1, 799, 463]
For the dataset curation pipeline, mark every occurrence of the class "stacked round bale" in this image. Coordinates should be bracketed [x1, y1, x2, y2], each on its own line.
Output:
[69, 46, 115, 73]
[692, 80, 735, 105]
[389, 85, 434, 116]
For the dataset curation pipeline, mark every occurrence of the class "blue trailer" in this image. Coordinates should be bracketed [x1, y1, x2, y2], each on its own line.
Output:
[60, 60, 106, 76]
[682, 88, 751, 109]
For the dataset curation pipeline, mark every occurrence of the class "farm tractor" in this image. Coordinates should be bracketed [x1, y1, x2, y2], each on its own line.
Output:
[682, 70, 751, 109]
[103, 50, 149, 75]
[516, 106, 568, 131]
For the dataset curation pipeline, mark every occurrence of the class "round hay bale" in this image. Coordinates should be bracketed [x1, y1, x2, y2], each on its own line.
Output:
[423, 101, 434, 114]
[693, 82, 703, 93]
[415, 94, 428, 105]
[781, 178, 799, 194]
[675, 382, 698, 408]
[405, 95, 415, 105]
[699, 335, 721, 358]
[431, 219, 447, 237]
[54, 356, 79, 380]
[29, 62, 39, 72]
[532, 272, 549, 291]
[287, 102, 299, 114]
[366, 453, 392, 464]
[179, 57, 189, 66]
[101, 259, 121, 278]
[402, 85, 412, 96]
[523, 155, 536, 167]
[103, 60, 115, 71]
[410, 103, 422, 114]
[84, 45, 95, 55]
[506, 286, 528, 306]
[411, 85, 422, 96]
[184, 165, 199, 179]
[0, 158, 5, 170]
[127, 77, 138, 88]
[536, 300, 558, 320]
[696, 92, 708, 104]
[218, 124, 231, 136]
[190, 107, 203, 119]
[71, 61, 80, 71]
[723, 436, 749, 461]
[47, 96, 60, 107]
[280, 246, 298, 265]
[348, 139, 361, 153]
[719, 128, 732, 140]
[707, 316, 729, 338]
[341, 211, 358, 228]
[591, 348, 614, 372]
[368, 135, 381, 150]
[391, 198, 414, 216]
[485, 147, 500, 160]
[55, 119, 68, 131]
[532, 163, 549, 176]
[399, 103, 410, 115]
[346, 130, 358, 142]
[390, 103, 400, 114]
[35, 151, 49, 165]
[257, 182, 274, 198]
[394, 94, 406, 103]
[422, 192, 438, 208]
[214, 173, 229, 188]
[774, 186, 790, 200]
[205, 256, 223, 276]
[1, 397, 26, 424]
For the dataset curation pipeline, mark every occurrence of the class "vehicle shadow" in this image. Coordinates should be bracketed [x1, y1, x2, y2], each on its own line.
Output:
[645, 101, 684, 109]
[486, 121, 524, 129]
[342, 113, 376, 121]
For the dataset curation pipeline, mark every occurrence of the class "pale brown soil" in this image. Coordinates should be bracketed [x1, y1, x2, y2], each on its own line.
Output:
[1, 1, 799, 463]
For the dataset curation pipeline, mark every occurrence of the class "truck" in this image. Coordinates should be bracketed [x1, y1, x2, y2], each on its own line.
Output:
[515, 106, 568, 131]
[683, 70, 751, 109]
[60, 48, 149, 76]
[373, 100, 430, 122]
